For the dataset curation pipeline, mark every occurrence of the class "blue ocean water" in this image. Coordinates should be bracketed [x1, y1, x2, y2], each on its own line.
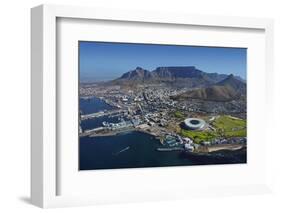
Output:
[79, 97, 246, 170]
[80, 97, 115, 114]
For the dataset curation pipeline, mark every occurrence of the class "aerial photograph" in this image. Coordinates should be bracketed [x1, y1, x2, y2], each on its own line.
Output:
[79, 41, 247, 170]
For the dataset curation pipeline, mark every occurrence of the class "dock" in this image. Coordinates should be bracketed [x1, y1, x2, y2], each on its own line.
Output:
[81, 109, 126, 120]
[156, 147, 184, 152]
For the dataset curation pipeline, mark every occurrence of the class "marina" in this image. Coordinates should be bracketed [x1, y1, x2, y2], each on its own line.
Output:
[78, 41, 247, 171]
[79, 96, 246, 170]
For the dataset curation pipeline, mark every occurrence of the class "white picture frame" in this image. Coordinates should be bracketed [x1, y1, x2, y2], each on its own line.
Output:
[31, 4, 274, 208]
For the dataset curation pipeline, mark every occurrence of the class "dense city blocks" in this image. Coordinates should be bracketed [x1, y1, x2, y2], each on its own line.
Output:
[79, 42, 247, 170]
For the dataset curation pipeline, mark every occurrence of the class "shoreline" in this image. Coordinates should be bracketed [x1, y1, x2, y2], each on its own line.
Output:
[82, 128, 245, 154]
[83, 126, 161, 138]
[88, 128, 136, 137]
[195, 144, 245, 153]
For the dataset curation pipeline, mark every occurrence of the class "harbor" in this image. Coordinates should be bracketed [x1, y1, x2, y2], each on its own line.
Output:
[78, 42, 247, 171]
[79, 96, 246, 170]
[79, 96, 246, 153]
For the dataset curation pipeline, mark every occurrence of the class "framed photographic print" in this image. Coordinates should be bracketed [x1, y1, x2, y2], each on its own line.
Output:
[31, 4, 274, 208]
[78, 41, 247, 170]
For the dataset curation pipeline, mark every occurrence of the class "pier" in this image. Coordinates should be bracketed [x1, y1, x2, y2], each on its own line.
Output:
[156, 147, 184, 152]
[81, 109, 127, 120]
[79, 127, 135, 137]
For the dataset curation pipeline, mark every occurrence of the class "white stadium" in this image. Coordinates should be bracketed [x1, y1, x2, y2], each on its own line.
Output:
[183, 118, 206, 130]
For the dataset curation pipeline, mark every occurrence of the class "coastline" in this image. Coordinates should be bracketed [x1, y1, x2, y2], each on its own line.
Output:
[82, 128, 245, 154]
[195, 144, 245, 153]
[88, 127, 135, 137]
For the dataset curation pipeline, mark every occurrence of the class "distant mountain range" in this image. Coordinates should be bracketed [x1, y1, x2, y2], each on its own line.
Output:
[172, 74, 246, 102]
[109, 66, 245, 88]
[105, 66, 246, 102]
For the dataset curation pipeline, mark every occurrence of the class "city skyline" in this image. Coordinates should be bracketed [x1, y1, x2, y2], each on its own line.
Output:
[79, 41, 247, 170]
[79, 41, 247, 82]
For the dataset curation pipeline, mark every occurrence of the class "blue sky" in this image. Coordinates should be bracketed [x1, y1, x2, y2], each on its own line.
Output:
[79, 41, 247, 82]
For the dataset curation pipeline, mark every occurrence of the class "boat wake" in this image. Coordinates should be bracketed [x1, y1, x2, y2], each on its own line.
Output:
[113, 146, 130, 156]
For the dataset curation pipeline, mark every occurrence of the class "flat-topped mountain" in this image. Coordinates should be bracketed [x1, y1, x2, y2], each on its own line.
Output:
[110, 66, 243, 88]
[153, 66, 203, 79]
[172, 74, 246, 102]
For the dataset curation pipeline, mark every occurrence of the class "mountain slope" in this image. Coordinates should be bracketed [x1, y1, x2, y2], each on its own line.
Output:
[216, 74, 246, 93]
[110, 66, 241, 88]
[118, 67, 153, 81]
[173, 74, 246, 102]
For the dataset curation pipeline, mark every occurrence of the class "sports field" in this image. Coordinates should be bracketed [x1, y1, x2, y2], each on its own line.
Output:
[180, 115, 246, 143]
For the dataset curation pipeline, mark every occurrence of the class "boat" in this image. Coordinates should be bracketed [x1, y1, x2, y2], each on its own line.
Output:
[102, 121, 109, 127]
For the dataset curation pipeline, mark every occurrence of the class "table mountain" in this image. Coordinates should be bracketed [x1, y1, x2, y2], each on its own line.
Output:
[110, 66, 242, 88]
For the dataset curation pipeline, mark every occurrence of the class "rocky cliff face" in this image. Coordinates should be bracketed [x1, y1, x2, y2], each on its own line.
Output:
[111, 66, 242, 88]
